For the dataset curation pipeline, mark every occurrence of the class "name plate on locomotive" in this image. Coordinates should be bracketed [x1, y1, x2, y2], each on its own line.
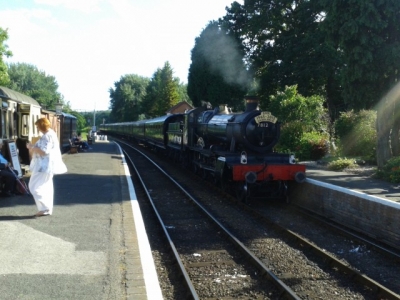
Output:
[255, 111, 277, 124]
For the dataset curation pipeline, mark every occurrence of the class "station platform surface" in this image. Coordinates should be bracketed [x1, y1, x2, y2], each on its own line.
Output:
[305, 163, 400, 203]
[0, 140, 162, 300]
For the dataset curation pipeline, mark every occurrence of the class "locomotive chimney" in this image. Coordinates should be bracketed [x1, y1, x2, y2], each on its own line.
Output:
[244, 96, 259, 112]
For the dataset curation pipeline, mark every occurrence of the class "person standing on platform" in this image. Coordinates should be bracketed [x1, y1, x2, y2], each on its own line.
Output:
[27, 118, 67, 217]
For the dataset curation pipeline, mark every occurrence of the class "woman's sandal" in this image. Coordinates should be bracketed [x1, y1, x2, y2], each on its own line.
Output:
[34, 210, 50, 217]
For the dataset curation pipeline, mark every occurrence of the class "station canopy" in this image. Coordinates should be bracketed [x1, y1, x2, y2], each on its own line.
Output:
[0, 86, 40, 106]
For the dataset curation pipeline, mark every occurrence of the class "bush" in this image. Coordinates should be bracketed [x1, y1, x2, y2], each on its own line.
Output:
[298, 132, 330, 160]
[275, 121, 303, 153]
[276, 126, 330, 160]
[327, 158, 358, 171]
[377, 156, 400, 183]
[334, 110, 377, 158]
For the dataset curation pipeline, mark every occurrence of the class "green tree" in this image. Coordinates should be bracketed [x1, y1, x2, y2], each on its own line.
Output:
[322, 0, 400, 167]
[0, 28, 12, 86]
[109, 74, 149, 122]
[7, 62, 64, 109]
[334, 110, 377, 158]
[177, 82, 191, 105]
[188, 21, 249, 110]
[69, 111, 86, 133]
[142, 62, 180, 118]
[222, 0, 342, 118]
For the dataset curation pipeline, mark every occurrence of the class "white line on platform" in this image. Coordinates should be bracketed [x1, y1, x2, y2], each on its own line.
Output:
[116, 143, 163, 300]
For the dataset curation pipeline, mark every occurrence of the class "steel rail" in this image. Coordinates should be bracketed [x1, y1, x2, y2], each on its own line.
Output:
[122, 146, 200, 300]
[240, 204, 400, 300]
[293, 205, 400, 261]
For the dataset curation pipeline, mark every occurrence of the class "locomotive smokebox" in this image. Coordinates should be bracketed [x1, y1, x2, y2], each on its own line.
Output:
[244, 96, 259, 112]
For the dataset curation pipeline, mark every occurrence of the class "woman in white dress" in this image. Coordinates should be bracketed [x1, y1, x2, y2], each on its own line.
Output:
[27, 118, 67, 217]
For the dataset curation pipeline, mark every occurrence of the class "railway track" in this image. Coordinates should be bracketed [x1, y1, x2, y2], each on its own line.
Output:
[121, 142, 288, 299]
[118, 139, 400, 299]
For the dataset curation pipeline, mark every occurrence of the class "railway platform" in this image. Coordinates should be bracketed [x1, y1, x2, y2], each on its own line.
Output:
[304, 162, 400, 203]
[0, 140, 162, 300]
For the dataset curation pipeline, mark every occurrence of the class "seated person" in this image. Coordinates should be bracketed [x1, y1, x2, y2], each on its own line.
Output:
[0, 144, 17, 197]
[72, 133, 90, 150]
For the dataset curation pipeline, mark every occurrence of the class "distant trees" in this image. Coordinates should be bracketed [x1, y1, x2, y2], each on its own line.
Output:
[0, 28, 12, 86]
[69, 111, 86, 133]
[142, 62, 180, 118]
[109, 74, 149, 122]
[7, 62, 65, 110]
[109, 62, 188, 121]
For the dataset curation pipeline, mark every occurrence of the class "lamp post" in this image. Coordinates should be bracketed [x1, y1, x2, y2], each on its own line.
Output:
[55, 102, 63, 115]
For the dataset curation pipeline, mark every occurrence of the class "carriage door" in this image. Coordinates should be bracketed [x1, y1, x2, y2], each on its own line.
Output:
[17, 104, 32, 165]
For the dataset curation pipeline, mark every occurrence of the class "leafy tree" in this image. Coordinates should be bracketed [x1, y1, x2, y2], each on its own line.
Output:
[222, 0, 342, 118]
[0, 28, 12, 86]
[142, 62, 180, 118]
[7, 62, 64, 109]
[334, 110, 377, 158]
[322, 0, 400, 110]
[69, 111, 86, 133]
[109, 74, 149, 122]
[188, 21, 249, 110]
[322, 0, 400, 167]
[177, 82, 191, 104]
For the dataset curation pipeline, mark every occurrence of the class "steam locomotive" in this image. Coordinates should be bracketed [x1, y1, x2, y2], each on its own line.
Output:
[100, 97, 306, 202]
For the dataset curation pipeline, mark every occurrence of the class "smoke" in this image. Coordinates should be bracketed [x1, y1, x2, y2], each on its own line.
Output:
[199, 26, 251, 88]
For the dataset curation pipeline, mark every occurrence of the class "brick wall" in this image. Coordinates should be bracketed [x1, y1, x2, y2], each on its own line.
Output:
[291, 179, 400, 250]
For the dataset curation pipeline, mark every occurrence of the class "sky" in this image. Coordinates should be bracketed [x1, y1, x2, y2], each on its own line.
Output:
[0, 0, 243, 112]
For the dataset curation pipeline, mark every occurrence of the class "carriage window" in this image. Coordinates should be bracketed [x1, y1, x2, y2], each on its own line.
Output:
[21, 114, 29, 137]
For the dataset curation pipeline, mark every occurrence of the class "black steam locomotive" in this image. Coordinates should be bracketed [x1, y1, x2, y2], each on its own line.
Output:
[100, 97, 306, 201]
